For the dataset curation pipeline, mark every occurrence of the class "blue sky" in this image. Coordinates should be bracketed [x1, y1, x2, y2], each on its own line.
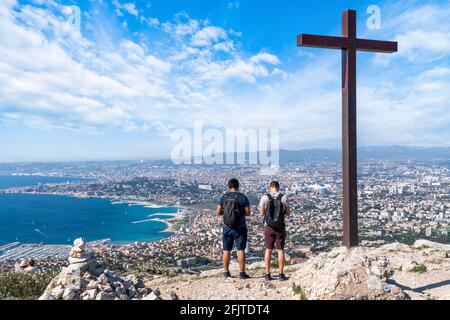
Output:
[0, 0, 449, 161]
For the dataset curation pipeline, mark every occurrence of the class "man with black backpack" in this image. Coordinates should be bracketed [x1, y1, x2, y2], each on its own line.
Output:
[259, 181, 291, 281]
[216, 178, 251, 279]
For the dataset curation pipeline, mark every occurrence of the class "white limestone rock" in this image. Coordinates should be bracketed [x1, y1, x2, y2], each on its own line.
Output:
[413, 240, 450, 251]
[80, 289, 98, 300]
[38, 293, 56, 300]
[291, 246, 408, 300]
[142, 291, 161, 300]
[73, 238, 86, 249]
[51, 286, 64, 300]
[95, 291, 117, 300]
[86, 280, 99, 290]
[68, 253, 95, 265]
[62, 288, 77, 300]
[65, 259, 96, 274]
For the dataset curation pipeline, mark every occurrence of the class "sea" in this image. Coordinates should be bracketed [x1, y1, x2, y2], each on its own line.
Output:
[0, 176, 177, 245]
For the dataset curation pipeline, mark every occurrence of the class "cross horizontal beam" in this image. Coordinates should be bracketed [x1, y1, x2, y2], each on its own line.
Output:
[297, 34, 398, 53]
[297, 34, 348, 50]
[356, 39, 398, 53]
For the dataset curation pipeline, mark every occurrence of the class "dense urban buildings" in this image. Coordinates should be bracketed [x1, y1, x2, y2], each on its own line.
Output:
[0, 156, 449, 274]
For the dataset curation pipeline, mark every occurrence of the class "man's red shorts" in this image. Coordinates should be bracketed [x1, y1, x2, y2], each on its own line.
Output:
[264, 226, 286, 250]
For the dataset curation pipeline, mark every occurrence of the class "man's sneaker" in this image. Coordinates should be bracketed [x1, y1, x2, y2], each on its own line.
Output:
[264, 273, 272, 281]
[239, 272, 250, 279]
[223, 271, 231, 279]
[279, 273, 288, 281]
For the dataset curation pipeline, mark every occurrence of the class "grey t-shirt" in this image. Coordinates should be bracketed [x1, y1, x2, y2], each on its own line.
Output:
[259, 192, 288, 226]
[259, 192, 288, 210]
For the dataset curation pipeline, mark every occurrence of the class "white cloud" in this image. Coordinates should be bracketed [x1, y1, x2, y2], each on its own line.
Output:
[112, 0, 123, 16]
[1, 0, 450, 155]
[191, 26, 228, 47]
[0, 3, 282, 136]
[122, 3, 139, 16]
[395, 30, 450, 61]
[227, 2, 240, 10]
[163, 14, 200, 36]
[358, 66, 450, 146]
[112, 0, 139, 17]
[31, 0, 58, 7]
[0, 2, 175, 132]
[366, 2, 450, 64]
[141, 16, 159, 27]
[250, 52, 280, 65]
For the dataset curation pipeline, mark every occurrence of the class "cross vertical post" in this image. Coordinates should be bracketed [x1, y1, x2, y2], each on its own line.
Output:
[341, 10, 358, 248]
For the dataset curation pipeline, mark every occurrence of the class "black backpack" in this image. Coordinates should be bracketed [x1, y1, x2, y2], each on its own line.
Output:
[265, 193, 285, 229]
[222, 193, 242, 228]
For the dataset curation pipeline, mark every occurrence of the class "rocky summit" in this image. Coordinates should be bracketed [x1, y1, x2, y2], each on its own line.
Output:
[290, 246, 407, 300]
[37, 239, 450, 300]
[145, 240, 449, 300]
[39, 238, 161, 300]
[290, 240, 450, 300]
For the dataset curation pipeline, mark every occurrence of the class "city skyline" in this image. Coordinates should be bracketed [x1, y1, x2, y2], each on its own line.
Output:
[1, 0, 450, 162]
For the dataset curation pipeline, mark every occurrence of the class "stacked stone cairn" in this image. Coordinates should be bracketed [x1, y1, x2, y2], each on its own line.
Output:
[39, 238, 161, 300]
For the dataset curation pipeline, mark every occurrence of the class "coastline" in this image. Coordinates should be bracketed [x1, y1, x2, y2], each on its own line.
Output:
[41, 192, 186, 234]
[1, 190, 172, 209]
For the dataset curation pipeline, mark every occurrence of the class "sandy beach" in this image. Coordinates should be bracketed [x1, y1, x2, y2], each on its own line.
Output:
[147, 211, 185, 233]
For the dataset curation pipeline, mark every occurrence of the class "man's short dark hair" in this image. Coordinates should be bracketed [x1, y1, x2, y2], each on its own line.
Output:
[228, 178, 240, 190]
[270, 181, 280, 191]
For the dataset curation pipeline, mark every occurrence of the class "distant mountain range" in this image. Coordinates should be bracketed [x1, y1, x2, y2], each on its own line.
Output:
[279, 146, 450, 163]
[198, 146, 450, 165]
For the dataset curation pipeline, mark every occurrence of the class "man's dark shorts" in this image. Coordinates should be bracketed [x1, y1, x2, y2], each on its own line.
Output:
[223, 225, 248, 251]
[264, 226, 286, 250]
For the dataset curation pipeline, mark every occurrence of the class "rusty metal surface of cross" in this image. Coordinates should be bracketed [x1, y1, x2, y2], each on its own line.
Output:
[297, 9, 398, 248]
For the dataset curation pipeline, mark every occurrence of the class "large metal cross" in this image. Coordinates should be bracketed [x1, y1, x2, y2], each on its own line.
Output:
[297, 9, 398, 248]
